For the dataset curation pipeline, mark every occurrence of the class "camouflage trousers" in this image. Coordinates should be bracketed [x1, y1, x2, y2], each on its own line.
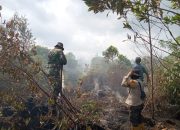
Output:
[48, 67, 62, 99]
[129, 104, 144, 127]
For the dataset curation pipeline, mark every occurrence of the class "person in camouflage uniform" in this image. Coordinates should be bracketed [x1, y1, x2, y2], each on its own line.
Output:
[48, 42, 67, 100]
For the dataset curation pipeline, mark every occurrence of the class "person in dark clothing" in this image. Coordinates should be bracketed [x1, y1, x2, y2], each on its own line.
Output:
[48, 42, 67, 99]
[132, 57, 150, 82]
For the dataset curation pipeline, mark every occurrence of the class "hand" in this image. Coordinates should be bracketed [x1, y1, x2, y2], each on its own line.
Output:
[125, 76, 129, 79]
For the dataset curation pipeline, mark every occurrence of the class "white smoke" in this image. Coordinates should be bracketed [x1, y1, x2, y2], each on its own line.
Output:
[94, 78, 100, 91]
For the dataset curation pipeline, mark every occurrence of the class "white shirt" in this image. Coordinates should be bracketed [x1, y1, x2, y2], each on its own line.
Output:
[125, 79, 144, 106]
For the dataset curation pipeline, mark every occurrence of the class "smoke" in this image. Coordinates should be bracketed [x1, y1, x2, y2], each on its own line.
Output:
[93, 77, 128, 103]
[112, 91, 127, 103]
[94, 78, 100, 91]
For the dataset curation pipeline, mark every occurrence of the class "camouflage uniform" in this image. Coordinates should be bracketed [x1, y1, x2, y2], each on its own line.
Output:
[48, 43, 67, 99]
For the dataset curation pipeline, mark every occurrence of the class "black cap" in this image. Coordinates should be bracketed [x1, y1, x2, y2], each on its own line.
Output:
[55, 42, 64, 50]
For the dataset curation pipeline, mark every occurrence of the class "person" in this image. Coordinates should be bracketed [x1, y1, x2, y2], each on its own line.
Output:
[48, 42, 67, 100]
[133, 57, 150, 82]
[121, 70, 145, 130]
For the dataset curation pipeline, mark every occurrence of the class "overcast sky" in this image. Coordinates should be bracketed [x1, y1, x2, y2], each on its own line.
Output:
[1, 0, 178, 63]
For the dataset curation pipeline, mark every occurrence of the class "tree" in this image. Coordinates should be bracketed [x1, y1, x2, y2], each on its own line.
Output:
[0, 11, 50, 106]
[82, 0, 180, 64]
[82, 0, 180, 118]
[82, 0, 180, 60]
[0, 14, 35, 87]
[102, 46, 131, 91]
[117, 54, 131, 67]
[102, 45, 119, 62]
[0, 6, 104, 129]
[158, 36, 180, 105]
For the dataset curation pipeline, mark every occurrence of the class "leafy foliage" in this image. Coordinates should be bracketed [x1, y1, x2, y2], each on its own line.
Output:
[102, 45, 119, 62]
[0, 14, 40, 94]
[82, 0, 180, 108]
[117, 54, 131, 67]
[79, 100, 102, 123]
[159, 37, 180, 105]
[82, 0, 180, 45]
[83, 0, 179, 23]
[0, 6, 53, 113]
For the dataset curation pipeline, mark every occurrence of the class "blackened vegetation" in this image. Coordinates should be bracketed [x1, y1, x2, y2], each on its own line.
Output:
[0, 97, 105, 130]
[2, 107, 14, 117]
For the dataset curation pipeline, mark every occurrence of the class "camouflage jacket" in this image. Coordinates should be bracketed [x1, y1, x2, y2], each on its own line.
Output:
[48, 48, 67, 69]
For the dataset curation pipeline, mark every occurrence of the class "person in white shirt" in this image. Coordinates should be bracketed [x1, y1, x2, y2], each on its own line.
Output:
[121, 70, 145, 130]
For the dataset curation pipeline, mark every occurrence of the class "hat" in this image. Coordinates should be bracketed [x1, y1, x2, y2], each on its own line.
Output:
[55, 42, 64, 50]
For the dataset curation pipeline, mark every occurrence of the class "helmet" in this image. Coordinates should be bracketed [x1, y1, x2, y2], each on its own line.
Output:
[55, 42, 64, 50]
[135, 57, 141, 63]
